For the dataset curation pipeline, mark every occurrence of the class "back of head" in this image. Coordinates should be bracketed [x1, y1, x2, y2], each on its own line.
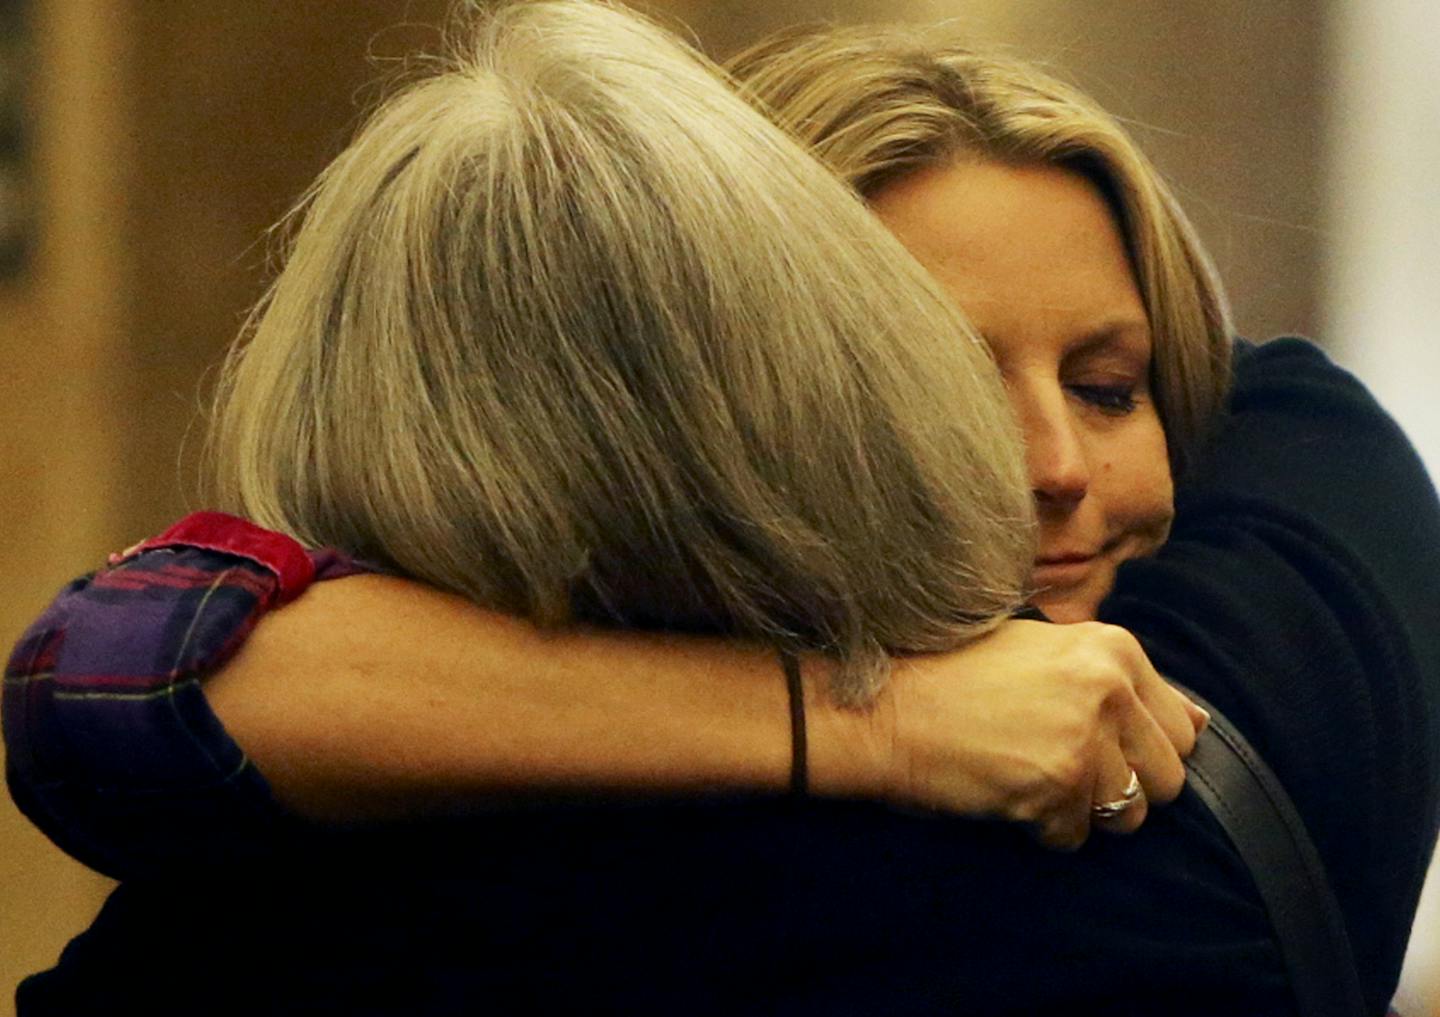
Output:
[728, 25, 1234, 475]
[210, 0, 1034, 703]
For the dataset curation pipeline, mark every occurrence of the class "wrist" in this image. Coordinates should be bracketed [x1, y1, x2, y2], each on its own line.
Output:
[798, 653, 899, 804]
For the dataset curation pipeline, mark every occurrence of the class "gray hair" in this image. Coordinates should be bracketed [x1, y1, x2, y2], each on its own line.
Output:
[210, 1, 1035, 704]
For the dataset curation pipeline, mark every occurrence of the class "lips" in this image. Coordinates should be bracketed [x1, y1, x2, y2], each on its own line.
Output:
[1031, 556, 1097, 592]
[1035, 551, 1097, 566]
[1037, 532, 1124, 567]
[1033, 541, 1114, 588]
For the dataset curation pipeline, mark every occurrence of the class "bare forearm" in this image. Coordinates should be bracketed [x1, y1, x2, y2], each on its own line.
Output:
[205, 574, 887, 821]
[206, 575, 1199, 844]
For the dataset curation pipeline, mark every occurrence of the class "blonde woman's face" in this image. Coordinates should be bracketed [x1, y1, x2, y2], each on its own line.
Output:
[871, 160, 1173, 623]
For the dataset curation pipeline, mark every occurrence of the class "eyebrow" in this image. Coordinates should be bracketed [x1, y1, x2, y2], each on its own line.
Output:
[1065, 319, 1153, 360]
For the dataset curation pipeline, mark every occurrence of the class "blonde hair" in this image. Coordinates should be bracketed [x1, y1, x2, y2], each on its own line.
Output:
[728, 26, 1233, 474]
[209, 1, 1035, 704]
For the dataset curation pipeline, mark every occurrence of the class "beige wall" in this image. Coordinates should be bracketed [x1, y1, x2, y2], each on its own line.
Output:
[0, 2, 1398, 1014]
[673, 0, 1326, 343]
[0, 1, 136, 1003]
[0, 3, 451, 1010]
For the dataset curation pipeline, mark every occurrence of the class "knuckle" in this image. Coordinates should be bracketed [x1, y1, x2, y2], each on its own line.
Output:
[1084, 668, 1137, 721]
[1045, 748, 1090, 795]
[1095, 626, 1146, 675]
[1009, 793, 1043, 826]
[1156, 759, 1188, 803]
[1143, 757, 1186, 804]
[1099, 622, 1141, 655]
[1004, 768, 1060, 825]
[1097, 662, 1133, 698]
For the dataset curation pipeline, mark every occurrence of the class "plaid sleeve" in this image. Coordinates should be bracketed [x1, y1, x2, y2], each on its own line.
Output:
[2, 512, 364, 880]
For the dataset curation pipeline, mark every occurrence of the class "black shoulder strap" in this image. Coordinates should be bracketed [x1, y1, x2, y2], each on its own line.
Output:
[1178, 687, 1368, 1017]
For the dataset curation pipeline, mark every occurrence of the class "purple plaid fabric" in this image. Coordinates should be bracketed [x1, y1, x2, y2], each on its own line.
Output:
[3, 512, 369, 880]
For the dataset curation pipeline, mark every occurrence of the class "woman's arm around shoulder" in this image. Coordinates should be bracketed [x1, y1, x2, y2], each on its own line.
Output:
[210, 575, 1200, 847]
[5, 533, 1203, 880]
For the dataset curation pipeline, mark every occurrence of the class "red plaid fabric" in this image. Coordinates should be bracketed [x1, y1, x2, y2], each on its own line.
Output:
[3, 512, 369, 880]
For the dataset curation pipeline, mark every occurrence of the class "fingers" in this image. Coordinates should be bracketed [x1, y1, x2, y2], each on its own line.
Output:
[888, 619, 1203, 851]
[1103, 629, 1200, 759]
[1185, 696, 1212, 735]
[1034, 737, 1156, 849]
[1090, 748, 1148, 836]
[1085, 626, 1190, 806]
[1139, 674, 1205, 759]
[1032, 736, 1142, 850]
[1032, 747, 1149, 849]
[1113, 687, 1187, 804]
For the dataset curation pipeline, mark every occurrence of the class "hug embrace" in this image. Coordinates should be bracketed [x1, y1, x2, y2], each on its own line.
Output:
[5, 2, 1438, 1015]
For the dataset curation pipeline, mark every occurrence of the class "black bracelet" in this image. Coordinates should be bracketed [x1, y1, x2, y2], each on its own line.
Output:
[779, 649, 807, 797]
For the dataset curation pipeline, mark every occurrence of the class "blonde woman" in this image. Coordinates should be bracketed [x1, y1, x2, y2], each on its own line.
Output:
[6, 6, 1438, 1016]
[730, 30, 1439, 1014]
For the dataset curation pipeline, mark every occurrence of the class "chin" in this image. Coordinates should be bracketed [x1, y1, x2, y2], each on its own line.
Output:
[1031, 597, 1096, 625]
[1031, 576, 1111, 624]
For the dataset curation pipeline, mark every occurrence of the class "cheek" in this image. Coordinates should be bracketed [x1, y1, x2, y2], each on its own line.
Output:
[1094, 419, 1174, 549]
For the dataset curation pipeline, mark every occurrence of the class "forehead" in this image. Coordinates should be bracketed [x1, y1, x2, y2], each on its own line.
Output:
[869, 160, 1149, 361]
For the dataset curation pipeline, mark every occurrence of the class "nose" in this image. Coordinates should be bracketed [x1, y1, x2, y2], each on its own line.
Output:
[1017, 391, 1090, 509]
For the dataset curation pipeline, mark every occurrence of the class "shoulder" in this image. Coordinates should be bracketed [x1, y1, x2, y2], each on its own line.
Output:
[1173, 336, 1440, 722]
[5, 513, 323, 723]
[2, 512, 368, 878]
[1103, 336, 1440, 1004]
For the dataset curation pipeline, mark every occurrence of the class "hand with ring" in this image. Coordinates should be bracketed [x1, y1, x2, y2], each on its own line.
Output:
[1092, 769, 1144, 822]
[875, 619, 1207, 850]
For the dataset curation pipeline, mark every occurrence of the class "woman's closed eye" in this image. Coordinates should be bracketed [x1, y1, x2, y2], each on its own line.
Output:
[1068, 383, 1140, 415]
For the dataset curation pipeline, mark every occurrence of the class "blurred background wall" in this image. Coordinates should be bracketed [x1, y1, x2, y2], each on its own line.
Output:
[0, 2, 1433, 1015]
